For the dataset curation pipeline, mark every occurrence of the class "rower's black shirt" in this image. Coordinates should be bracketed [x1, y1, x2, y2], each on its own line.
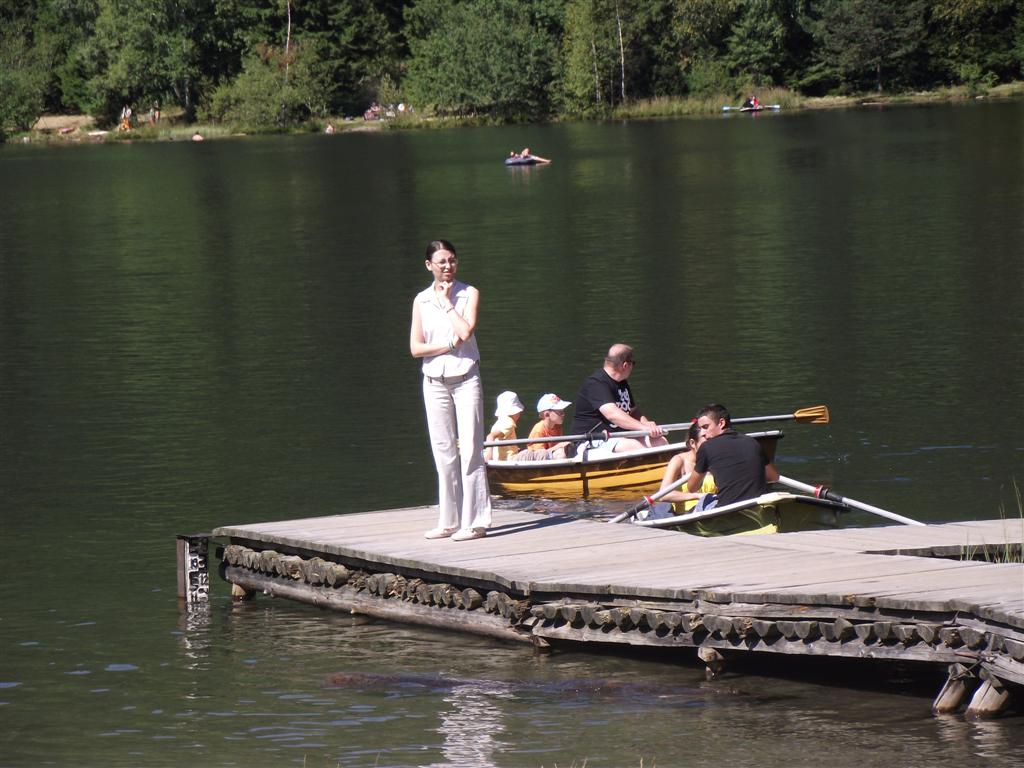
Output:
[694, 429, 769, 506]
[571, 368, 635, 435]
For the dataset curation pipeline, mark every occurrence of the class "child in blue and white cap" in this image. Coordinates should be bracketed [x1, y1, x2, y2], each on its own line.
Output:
[485, 391, 524, 460]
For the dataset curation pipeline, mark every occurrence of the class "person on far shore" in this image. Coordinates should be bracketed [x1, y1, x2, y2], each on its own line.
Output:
[570, 343, 667, 456]
[514, 393, 573, 461]
[409, 239, 491, 542]
[485, 391, 524, 461]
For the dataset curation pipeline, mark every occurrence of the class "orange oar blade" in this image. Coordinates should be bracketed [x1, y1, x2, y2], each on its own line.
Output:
[794, 405, 830, 424]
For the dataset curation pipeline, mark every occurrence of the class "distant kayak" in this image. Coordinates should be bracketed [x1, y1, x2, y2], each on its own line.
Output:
[722, 104, 781, 113]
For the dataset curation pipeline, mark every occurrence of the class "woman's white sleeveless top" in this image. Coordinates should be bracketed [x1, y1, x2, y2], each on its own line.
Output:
[416, 280, 480, 377]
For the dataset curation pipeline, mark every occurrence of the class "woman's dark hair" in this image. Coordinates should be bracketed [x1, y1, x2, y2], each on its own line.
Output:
[425, 240, 457, 261]
[686, 422, 701, 445]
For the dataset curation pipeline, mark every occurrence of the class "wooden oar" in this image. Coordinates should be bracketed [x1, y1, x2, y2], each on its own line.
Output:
[608, 472, 692, 524]
[483, 405, 828, 448]
[775, 475, 924, 526]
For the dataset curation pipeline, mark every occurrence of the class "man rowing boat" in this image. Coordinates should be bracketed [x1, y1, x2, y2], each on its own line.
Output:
[685, 403, 779, 534]
[570, 343, 667, 456]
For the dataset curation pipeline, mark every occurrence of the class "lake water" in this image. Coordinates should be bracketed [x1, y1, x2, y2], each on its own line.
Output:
[1, 101, 1022, 766]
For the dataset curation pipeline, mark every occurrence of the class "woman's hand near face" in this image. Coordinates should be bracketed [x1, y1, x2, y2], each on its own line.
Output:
[436, 279, 454, 307]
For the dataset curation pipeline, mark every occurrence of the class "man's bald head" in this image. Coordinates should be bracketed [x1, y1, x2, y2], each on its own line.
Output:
[604, 344, 635, 380]
[606, 344, 634, 366]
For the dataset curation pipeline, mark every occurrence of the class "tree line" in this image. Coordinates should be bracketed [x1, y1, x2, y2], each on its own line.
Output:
[2, 0, 1022, 137]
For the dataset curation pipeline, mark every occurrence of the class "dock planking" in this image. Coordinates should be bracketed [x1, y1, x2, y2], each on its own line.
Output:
[213, 506, 1024, 717]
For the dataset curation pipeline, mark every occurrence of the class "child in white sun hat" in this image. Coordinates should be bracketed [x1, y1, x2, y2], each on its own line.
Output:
[485, 391, 524, 460]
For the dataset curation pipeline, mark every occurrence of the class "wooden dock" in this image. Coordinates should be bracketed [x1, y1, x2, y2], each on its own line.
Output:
[212, 507, 1024, 717]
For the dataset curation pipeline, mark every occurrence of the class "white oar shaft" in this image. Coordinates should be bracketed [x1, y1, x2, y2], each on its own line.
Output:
[484, 405, 817, 447]
[484, 423, 687, 447]
[776, 475, 924, 527]
[731, 414, 795, 424]
[608, 472, 691, 524]
[632, 492, 782, 527]
[486, 426, 781, 449]
[484, 431, 607, 448]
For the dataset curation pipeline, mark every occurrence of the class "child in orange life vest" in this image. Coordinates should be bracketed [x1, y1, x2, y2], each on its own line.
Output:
[485, 391, 524, 460]
[514, 393, 573, 461]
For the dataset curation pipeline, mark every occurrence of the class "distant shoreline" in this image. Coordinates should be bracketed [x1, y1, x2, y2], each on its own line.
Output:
[14, 82, 1024, 147]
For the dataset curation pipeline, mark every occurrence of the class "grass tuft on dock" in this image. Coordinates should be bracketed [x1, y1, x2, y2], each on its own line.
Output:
[963, 479, 1024, 564]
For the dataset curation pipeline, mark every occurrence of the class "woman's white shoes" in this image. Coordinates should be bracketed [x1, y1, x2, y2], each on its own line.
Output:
[451, 527, 486, 541]
[424, 526, 458, 539]
[424, 526, 486, 541]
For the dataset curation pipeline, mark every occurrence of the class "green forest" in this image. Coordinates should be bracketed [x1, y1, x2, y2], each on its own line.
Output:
[2, 0, 1023, 138]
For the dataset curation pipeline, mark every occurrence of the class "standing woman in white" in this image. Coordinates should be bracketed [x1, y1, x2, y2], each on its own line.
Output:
[409, 240, 492, 541]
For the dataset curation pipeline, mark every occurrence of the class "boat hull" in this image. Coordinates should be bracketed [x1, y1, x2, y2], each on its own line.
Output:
[487, 431, 781, 500]
[637, 493, 847, 536]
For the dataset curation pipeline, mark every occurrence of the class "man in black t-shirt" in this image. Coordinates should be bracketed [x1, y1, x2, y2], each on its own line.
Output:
[687, 404, 779, 506]
[570, 343, 667, 454]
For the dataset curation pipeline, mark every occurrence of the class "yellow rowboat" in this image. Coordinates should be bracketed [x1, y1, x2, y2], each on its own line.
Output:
[487, 430, 782, 500]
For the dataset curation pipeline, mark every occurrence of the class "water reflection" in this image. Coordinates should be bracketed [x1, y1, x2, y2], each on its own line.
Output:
[176, 601, 212, 674]
[425, 680, 513, 768]
[967, 718, 1019, 760]
[936, 714, 1020, 762]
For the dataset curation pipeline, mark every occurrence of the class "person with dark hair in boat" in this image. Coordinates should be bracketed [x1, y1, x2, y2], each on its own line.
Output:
[570, 344, 667, 456]
[685, 403, 779, 534]
[647, 422, 717, 517]
[741, 95, 760, 110]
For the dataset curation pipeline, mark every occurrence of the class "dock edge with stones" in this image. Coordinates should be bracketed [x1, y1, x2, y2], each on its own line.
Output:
[212, 507, 1024, 718]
